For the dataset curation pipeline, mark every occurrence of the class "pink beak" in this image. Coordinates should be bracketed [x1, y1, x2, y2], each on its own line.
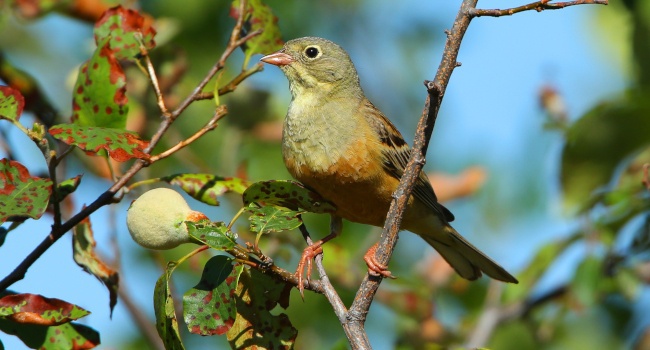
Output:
[260, 51, 294, 66]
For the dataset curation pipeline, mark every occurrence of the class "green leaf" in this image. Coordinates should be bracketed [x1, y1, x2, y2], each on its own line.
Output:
[0, 159, 52, 223]
[73, 216, 119, 316]
[10, 0, 72, 19]
[183, 256, 243, 336]
[242, 180, 336, 214]
[186, 221, 237, 252]
[71, 37, 128, 128]
[154, 261, 185, 350]
[503, 237, 576, 303]
[230, 0, 283, 62]
[49, 124, 150, 162]
[561, 90, 650, 212]
[94, 5, 157, 60]
[226, 268, 296, 349]
[0, 318, 100, 350]
[246, 205, 303, 245]
[56, 174, 82, 202]
[162, 173, 251, 206]
[0, 293, 89, 326]
[0, 85, 24, 122]
[571, 255, 603, 307]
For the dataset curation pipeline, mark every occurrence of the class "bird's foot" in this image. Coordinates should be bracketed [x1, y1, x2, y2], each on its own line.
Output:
[295, 243, 323, 298]
[363, 243, 396, 279]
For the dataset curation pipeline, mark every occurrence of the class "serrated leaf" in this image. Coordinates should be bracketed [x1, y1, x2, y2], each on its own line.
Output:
[73, 216, 119, 316]
[561, 90, 650, 212]
[0, 318, 100, 350]
[0, 85, 25, 122]
[183, 256, 243, 336]
[186, 221, 237, 252]
[94, 6, 157, 60]
[162, 173, 251, 206]
[0, 293, 89, 326]
[246, 205, 303, 244]
[230, 0, 283, 60]
[0, 159, 52, 223]
[56, 174, 82, 202]
[227, 268, 296, 349]
[71, 37, 128, 128]
[154, 262, 185, 350]
[49, 124, 149, 162]
[242, 180, 336, 214]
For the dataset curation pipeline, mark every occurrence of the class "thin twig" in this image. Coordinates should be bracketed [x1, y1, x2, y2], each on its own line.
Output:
[139, 43, 170, 116]
[470, 0, 608, 17]
[149, 105, 228, 163]
[194, 63, 265, 101]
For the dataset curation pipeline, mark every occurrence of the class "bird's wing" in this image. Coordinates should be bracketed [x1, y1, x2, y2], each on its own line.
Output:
[361, 99, 455, 222]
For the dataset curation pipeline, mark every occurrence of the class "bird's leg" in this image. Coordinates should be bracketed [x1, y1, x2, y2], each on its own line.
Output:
[296, 215, 342, 297]
[363, 242, 396, 279]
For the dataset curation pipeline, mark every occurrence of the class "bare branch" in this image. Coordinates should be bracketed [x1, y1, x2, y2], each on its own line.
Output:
[470, 0, 608, 17]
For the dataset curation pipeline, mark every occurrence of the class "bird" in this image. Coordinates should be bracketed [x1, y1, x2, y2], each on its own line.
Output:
[260, 37, 518, 293]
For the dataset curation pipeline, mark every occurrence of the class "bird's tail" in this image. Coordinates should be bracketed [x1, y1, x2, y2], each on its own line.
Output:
[420, 225, 518, 284]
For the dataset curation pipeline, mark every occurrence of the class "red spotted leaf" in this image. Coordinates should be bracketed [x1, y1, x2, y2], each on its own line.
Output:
[230, 0, 283, 61]
[95, 6, 157, 60]
[73, 216, 119, 316]
[226, 268, 295, 348]
[183, 256, 243, 336]
[0, 293, 90, 326]
[154, 262, 186, 350]
[242, 180, 336, 214]
[49, 124, 150, 162]
[0, 318, 100, 350]
[0, 159, 52, 223]
[72, 37, 128, 128]
[0, 85, 25, 122]
[162, 173, 251, 206]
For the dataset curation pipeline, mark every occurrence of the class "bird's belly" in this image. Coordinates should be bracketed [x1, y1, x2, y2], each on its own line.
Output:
[284, 138, 399, 227]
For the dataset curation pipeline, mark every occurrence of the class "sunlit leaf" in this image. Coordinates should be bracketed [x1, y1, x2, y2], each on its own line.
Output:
[0, 85, 25, 122]
[561, 90, 650, 212]
[0, 159, 52, 223]
[246, 205, 303, 244]
[186, 221, 237, 252]
[242, 180, 336, 214]
[0, 293, 89, 326]
[94, 6, 157, 60]
[73, 216, 119, 316]
[162, 173, 251, 206]
[49, 124, 149, 162]
[154, 262, 185, 350]
[183, 256, 243, 335]
[227, 268, 296, 349]
[230, 0, 283, 61]
[71, 37, 128, 128]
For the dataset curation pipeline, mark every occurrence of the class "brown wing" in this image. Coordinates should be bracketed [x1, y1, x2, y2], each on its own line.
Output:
[360, 99, 454, 222]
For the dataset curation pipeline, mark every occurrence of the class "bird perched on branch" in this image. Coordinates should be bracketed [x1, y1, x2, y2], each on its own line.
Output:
[261, 37, 518, 293]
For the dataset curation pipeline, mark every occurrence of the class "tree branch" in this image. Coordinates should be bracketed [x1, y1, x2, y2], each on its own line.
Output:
[470, 0, 608, 17]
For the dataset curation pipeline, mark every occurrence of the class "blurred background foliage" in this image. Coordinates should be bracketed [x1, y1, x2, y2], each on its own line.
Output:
[1, 0, 649, 349]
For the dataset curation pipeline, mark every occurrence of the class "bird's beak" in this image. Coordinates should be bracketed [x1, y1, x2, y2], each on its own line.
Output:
[260, 51, 294, 66]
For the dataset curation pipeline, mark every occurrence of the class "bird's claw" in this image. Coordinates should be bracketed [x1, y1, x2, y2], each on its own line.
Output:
[363, 243, 396, 279]
[295, 243, 323, 298]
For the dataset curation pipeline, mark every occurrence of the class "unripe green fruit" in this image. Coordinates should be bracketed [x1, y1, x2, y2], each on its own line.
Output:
[127, 188, 207, 249]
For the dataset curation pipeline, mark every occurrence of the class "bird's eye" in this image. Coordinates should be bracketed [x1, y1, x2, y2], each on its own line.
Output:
[305, 46, 320, 59]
